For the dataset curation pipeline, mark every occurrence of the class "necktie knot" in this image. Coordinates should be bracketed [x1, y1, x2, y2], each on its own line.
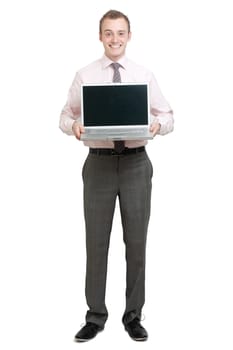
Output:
[111, 62, 121, 70]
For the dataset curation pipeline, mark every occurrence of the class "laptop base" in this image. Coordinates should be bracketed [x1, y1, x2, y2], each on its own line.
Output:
[80, 130, 153, 141]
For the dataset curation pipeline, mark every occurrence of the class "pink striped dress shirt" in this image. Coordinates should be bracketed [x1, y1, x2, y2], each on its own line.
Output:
[59, 55, 174, 148]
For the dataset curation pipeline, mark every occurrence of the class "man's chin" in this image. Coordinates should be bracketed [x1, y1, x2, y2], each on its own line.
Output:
[107, 51, 124, 60]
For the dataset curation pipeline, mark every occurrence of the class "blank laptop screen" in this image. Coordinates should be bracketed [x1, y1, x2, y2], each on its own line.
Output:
[81, 84, 149, 127]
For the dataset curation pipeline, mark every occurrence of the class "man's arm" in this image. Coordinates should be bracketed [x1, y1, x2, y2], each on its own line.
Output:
[59, 72, 84, 138]
[149, 73, 174, 136]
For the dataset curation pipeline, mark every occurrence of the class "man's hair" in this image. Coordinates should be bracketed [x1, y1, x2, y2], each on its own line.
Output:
[99, 10, 131, 33]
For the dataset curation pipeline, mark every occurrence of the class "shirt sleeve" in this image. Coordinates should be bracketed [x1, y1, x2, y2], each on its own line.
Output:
[59, 72, 82, 135]
[149, 73, 174, 135]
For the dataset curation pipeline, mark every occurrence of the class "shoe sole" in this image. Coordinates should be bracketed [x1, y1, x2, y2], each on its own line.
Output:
[131, 336, 148, 341]
[74, 338, 90, 342]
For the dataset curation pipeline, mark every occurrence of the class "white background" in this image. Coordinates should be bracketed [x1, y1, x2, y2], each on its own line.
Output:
[0, 0, 232, 349]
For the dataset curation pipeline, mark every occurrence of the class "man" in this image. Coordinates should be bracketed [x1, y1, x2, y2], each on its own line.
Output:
[60, 9, 174, 342]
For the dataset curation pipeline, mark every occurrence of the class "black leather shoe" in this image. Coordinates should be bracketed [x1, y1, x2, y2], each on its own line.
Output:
[125, 318, 148, 341]
[74, 322, 103, 342]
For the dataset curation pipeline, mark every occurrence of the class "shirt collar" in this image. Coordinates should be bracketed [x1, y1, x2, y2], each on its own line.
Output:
[101, 54, 127, 70]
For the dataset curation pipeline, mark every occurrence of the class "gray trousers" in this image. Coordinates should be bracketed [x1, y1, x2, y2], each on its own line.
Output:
[82, 150, 153, 327]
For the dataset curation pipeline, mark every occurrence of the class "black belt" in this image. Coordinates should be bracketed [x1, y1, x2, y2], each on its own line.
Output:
[89, 146, 145, 156]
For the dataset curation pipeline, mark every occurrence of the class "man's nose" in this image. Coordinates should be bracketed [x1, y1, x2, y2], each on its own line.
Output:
[111, 34, 118, 42]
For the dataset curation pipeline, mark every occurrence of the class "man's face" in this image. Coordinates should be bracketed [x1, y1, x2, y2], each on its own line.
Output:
[99, 18, 131, 61]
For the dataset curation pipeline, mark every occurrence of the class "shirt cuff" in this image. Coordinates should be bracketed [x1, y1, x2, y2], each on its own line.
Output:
[151, 114, 174, 136]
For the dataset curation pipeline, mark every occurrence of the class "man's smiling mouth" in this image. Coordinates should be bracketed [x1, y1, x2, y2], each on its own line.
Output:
[109, 44, 122, 48]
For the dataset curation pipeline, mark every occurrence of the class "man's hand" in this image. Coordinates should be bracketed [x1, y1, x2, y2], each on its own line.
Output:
[150, 122, 161, 137]
[72, 122, 85, 140]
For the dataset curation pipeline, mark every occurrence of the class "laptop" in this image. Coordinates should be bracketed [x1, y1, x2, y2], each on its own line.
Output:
[80, 83, 153, 141]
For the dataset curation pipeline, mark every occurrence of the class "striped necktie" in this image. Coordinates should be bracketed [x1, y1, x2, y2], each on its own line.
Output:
[111, 63, 125, 153]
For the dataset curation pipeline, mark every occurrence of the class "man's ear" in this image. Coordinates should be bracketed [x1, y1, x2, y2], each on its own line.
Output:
[128, 31, 132, 41]
[99, 32, 102, 42]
